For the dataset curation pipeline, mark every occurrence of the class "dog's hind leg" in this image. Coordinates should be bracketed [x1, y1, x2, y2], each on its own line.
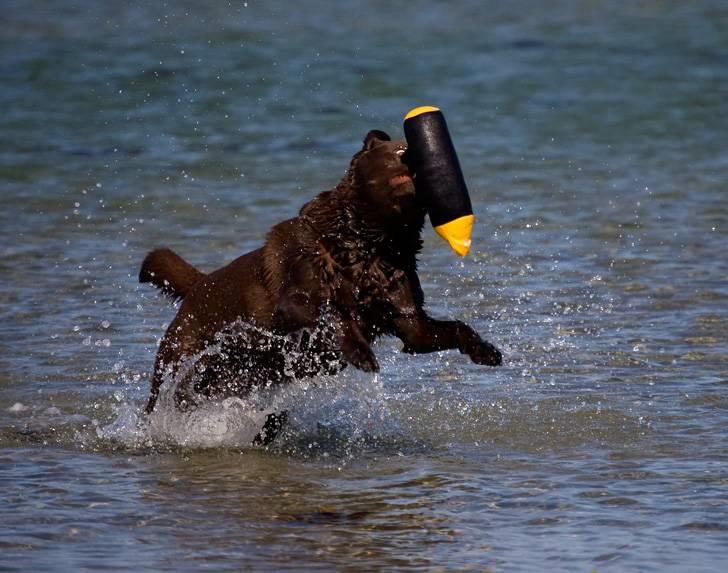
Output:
[144, 319, 203, 414]
[253, 411, 289, 446]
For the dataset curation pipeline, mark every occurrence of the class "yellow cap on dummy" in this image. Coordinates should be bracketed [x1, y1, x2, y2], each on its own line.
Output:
[434, 214, 474, 257]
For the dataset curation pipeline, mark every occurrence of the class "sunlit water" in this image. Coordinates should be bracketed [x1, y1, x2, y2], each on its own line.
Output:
[2, 1, 727, 571]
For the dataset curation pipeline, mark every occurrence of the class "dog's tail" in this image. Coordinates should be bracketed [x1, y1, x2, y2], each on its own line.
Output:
[139, 248, 204, 302]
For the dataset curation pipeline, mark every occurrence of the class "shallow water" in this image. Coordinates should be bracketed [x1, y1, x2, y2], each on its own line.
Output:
[2, 1, 727, 571]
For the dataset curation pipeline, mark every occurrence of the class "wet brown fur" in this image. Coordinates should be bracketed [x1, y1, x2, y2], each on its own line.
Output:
[141, 130, 501, 414]
[139, 248, 204, 301]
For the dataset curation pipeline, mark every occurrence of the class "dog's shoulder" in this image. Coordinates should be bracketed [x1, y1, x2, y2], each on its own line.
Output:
[258, 191, 335, 291]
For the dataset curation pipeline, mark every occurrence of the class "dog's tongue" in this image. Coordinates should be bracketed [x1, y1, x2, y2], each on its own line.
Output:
[389, 174, 412, 186]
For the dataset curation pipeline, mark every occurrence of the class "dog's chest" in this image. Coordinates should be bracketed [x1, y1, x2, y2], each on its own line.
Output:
[317, 246, 408, 318]
[347, 257, 404, 308]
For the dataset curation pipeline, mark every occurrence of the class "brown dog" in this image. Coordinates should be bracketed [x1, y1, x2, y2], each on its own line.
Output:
[140, 130, 502, 415]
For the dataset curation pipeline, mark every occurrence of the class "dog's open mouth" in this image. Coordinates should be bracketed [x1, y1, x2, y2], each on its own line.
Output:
[389, 174, 412, 187]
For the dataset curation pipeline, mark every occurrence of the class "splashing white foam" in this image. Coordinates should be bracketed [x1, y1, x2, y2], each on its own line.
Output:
[8, 402, 29, 412]
[98, 361, 392, 450]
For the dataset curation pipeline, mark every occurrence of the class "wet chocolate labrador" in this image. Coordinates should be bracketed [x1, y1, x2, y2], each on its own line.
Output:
[140, 130, 502, 419]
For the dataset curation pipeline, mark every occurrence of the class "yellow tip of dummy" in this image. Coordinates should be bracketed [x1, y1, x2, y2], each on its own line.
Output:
[404, 106, 441, 120]
[434, 214, 474, 257]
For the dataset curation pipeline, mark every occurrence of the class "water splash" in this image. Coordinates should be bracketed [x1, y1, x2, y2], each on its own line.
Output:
[98, 319, 396, 452]
[97, 366, 395, 454]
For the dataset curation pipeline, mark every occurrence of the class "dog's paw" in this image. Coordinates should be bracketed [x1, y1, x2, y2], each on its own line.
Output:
[468, 341, 503, 367]
[342, 341, 380, 373]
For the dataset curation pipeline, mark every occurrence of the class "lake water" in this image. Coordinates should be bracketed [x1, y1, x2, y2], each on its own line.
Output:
[1, 1, 727, 571]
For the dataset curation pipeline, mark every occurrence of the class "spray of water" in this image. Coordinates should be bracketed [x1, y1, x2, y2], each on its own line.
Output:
[97, 320, 398, 454]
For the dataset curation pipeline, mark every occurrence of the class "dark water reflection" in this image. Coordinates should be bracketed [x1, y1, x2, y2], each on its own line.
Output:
[3, 445, 726, 571]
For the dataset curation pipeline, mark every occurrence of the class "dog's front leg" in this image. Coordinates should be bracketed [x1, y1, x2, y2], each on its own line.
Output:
[274, 291, 378, 373]
[338, 317, 379, 372]
[272, 290, 319, 332]
[385, 270, 502, 367]
[394, 313, 502, 366]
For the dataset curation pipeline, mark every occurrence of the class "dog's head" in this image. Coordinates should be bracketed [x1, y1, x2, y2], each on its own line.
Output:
[347, 130, 424, 231]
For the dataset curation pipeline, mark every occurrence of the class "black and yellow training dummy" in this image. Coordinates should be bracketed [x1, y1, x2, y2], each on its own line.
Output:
[403, 106, 474, 256]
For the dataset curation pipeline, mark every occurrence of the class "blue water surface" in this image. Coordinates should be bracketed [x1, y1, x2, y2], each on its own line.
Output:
[1, 1, 727, 571]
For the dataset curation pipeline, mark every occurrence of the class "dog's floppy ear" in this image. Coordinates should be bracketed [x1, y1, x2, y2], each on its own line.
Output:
[362, 130, 391, 150]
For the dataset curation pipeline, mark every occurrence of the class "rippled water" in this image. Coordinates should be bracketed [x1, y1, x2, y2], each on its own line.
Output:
[2, 1, 727, 571]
